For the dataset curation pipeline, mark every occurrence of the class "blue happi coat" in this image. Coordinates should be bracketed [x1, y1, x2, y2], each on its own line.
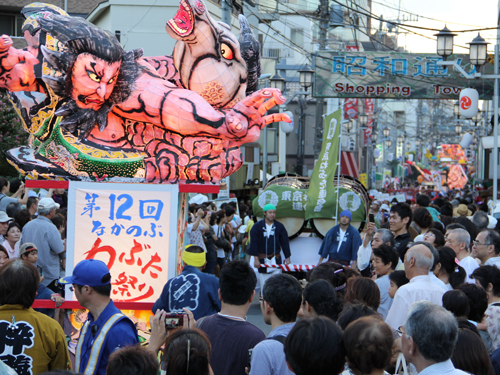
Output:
[318, 224, 362, 262]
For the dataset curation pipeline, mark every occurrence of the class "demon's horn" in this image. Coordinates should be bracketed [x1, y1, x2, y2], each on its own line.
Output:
[238, 15, 261, 96]
[40, 45, 69, 71]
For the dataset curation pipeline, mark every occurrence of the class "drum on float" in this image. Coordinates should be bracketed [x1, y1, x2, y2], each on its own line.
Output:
[259, 173, 309, 240]
[310, 175, 370, 239]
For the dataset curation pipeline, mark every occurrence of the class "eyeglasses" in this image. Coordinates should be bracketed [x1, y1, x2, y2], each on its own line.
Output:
[396, 326, 407, 337]
[473, 241, 491, 247]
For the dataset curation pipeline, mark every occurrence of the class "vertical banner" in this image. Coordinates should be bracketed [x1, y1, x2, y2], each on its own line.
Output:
[343, 98, 358, 119]
[306, 109, 341, 220]
[66, 182, 179, 303]
[359, 173, 367, 188]
[364, 98, 374, 146]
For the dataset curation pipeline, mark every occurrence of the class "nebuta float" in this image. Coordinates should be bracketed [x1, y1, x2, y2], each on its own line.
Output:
[0, 1, 290, 184]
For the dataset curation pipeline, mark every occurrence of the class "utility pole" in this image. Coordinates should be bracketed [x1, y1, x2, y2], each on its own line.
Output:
[313, 0, 329, 164]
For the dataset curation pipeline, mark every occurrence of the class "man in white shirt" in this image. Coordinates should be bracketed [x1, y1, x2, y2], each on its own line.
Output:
[472, 229, 500, 268]
[385, 243, 445, 330]
[445, 228, 478, 283]
[401, 301, 469, 375]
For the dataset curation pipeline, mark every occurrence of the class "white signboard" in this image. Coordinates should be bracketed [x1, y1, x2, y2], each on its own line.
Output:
[66, 182, 179, 303]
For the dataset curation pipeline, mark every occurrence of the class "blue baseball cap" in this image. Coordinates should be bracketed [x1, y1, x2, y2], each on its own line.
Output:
[340, 210, 352, 220]
[60, 259, 111, 287]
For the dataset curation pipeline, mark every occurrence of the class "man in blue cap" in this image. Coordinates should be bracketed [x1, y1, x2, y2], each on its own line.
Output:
[317, 210, 361, 269]
[60, 259, 138, 375]
[248, 204, 291, 287]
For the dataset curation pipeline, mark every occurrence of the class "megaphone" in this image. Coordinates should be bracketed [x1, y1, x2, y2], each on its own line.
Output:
[459, 88, 479, 118]
[460, 132, 473, 149]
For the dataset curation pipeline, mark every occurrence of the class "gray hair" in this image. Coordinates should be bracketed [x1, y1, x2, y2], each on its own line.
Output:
[375, 228, 395, 248]
[38, 207, 53, 216]
[483, 229, 500, 255]
[449, 228, 471, 249]
[412, 241, 439, 271]
[406, 242, 434, 271]
[404, 301, 458, 362]
[472, 211, 489, 231]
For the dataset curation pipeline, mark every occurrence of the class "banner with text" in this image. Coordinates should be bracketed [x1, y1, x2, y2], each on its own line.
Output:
[66, 182, 179, 303]
[306, 109, 341, 220]
[314, 52, 494, 99]
[253, 185, 308, 218]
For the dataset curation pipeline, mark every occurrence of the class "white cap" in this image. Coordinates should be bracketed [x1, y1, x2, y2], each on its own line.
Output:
[0, 211, 13, 223]
[38, 198, 60, 212]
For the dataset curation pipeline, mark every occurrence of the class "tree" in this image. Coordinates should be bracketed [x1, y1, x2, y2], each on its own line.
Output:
[0, 92, 28, 176]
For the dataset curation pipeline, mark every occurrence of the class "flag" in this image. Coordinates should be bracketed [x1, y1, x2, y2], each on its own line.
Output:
[306, 109, 341, 220]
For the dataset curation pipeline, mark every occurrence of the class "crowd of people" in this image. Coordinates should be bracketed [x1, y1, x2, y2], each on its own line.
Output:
[2, 178, 500, 375]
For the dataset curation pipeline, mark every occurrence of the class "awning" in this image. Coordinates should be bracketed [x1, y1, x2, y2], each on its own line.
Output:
[341, 151, 359, 178]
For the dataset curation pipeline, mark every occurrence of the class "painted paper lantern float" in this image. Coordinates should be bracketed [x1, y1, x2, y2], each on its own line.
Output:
[0, 1, 290, 184]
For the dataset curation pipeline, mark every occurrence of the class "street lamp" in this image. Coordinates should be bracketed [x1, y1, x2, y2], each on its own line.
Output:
[397, 135, 403, 144]
[472, 110, 482, 125]
[372, 132, 378, 143]
[270, 72, 286, 92]
[406, 141, 411, 149]
[359, 112, 368, 126]
[435, 25, 457, 60]
[436, 25, 499, 200]
[468, 33, 489, 70]
[299, 65, 314, 89]
[382, 128, 390, 137]
[415, 139, 421, 147]
[386, 139, 392, 148]
[454, 101, 461, 119]
[344, 120, 353, 132]
[455, 124, 462, 134]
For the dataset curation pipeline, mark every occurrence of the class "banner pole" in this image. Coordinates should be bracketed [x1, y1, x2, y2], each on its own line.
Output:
[336, 120, 342, 225]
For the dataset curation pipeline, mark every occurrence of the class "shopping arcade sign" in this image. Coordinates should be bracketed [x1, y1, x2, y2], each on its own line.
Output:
[314, 51, 494, 99]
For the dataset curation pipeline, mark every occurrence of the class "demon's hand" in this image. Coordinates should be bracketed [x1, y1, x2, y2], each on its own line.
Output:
[0, 35, 39, 92]
[223, 88, 291, 144]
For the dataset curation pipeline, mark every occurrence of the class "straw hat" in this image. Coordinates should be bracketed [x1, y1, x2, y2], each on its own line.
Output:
[453, 204, 472, 217]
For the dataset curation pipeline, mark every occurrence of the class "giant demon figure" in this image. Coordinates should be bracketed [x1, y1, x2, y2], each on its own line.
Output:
[0, 1, 290, 183]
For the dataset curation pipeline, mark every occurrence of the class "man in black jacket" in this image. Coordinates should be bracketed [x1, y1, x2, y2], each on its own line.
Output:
[248, 204, 291, 287]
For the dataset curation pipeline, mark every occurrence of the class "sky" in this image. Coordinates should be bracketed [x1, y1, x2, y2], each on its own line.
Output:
[371, 0, 499, 54]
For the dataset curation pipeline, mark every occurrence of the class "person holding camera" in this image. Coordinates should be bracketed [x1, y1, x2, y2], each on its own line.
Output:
[152, 245, 220, 320]
[59, 259, 138, 375]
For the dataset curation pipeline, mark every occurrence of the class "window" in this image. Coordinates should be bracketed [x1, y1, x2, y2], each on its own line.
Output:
[291, 28, 304, 47]
[0, 14, 25, 37]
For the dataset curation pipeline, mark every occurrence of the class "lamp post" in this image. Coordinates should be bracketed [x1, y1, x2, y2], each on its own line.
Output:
[454, 101, 461, 119]
[344, 120, 354, 132]
[280, 65, 314, 178]
[472, 110, 482, 126]
[436, 25, 499, 200]
[434, 26, 457, 60]
[358, 112, 370, 185]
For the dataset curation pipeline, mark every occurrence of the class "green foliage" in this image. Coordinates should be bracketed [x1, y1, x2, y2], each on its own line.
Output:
[0, 92, 28, 176]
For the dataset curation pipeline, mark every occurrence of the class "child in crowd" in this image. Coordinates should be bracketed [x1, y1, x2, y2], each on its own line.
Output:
[388, 270, 409, 299]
